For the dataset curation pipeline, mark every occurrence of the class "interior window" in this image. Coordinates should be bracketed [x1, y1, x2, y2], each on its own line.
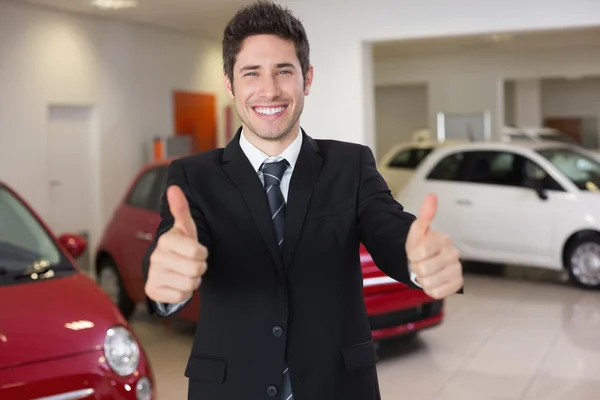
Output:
[426, 152, 466, 181]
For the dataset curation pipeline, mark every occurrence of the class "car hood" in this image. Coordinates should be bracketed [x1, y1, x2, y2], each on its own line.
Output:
[0, 272, 127, 370]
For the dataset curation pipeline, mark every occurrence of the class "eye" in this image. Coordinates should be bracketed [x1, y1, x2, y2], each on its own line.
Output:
[244, 72, 258, 77]
[278, 70, 292, 75]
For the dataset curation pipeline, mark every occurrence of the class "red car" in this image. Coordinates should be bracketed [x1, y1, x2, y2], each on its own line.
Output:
[95, 159, 444, 341]
[0, 182, 155, 400]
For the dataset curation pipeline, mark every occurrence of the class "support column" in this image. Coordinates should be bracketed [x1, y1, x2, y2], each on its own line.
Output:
[514, 79, 542, 127]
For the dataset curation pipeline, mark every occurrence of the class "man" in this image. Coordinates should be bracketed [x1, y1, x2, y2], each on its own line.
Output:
[142, 1, 463, 399]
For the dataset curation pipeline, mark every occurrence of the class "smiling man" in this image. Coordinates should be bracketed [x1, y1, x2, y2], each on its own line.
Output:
[142, 1, 464, 400]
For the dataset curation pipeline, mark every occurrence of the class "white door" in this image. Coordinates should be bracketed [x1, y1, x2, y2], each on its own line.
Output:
[47, 106, 95, 265]
[451, 151, 555, 267]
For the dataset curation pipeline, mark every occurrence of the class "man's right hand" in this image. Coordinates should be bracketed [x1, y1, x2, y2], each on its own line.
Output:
[145, 185, 208, 304]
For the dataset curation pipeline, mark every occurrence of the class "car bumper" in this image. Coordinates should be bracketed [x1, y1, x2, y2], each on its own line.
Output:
[0, 349, 155, 400]
[364, 287, 444, 341]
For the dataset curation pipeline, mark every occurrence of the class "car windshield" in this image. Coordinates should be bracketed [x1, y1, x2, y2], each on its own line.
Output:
[536, 148, 600, 191]
[0, 186, 73, 281]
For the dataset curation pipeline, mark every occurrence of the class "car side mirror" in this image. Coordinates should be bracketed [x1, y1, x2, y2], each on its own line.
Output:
[524, 163, 548, 201]
[58, 233, 87, 259]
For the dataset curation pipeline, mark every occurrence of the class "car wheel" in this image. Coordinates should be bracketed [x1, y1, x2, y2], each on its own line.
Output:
[98, 259, 136, 319]
[565, 235, 600, 290]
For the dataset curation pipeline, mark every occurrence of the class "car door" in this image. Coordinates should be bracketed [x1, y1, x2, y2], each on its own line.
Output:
[451, 150, 558, 267]
[416, 150, 469, 248]
[120, 166, 167, 301]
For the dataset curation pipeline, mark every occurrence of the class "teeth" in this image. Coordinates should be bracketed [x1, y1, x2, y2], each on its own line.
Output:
[255, 106, 286, 115]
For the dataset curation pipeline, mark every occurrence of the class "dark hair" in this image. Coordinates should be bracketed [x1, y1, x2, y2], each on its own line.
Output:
[222, 0, 310, 84]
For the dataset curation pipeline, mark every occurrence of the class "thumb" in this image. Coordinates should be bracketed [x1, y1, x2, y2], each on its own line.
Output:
[167, 185, 197, 239]
[406, 193, 438, 252]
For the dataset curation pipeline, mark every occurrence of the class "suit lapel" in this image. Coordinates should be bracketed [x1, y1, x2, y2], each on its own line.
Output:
[283, 132, 323, 272]
[222, 129, 285, 281]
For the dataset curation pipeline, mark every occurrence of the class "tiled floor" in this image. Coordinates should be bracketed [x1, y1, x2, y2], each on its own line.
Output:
[130, 267, 600, 400]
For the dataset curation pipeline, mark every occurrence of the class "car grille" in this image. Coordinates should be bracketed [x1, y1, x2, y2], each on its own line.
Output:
[368, 300, 443, 331]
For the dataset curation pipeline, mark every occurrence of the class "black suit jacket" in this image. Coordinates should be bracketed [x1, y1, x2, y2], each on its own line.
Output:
[142, 128, 428, 400]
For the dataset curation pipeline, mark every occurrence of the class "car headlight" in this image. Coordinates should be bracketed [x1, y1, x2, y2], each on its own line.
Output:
[103, 326, 140, 376]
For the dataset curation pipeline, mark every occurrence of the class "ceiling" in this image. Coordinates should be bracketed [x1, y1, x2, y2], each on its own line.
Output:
[12, 1, 600, 54]
[372, 26, 600, 60]
[13, 0, 253, 40]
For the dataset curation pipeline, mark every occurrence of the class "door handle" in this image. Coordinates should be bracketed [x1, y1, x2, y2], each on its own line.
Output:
[456, 199, 472, 206]
[136, 231, 153, 242]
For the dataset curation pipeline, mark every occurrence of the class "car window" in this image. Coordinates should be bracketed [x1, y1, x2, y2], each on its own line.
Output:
[388, 149, 411, 168]
[149, 166, 169, 212]
[426, 152, 466, 181]
[0, 187, 65, 275]
[127, 167, 163, 210]
[388, 148, 433, 169]
[537, 147, 600, 191]
[462, 151, 563, 190]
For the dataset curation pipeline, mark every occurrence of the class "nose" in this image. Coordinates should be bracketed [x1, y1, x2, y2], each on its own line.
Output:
[258, 74, 282, 100]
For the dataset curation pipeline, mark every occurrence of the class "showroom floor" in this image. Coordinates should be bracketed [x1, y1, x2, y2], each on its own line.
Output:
[130, 268, 600, 400]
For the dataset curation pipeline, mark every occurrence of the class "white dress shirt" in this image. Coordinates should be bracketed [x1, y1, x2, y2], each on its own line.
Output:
[239, 127, 303, 203]
[155, 129, 418, 316]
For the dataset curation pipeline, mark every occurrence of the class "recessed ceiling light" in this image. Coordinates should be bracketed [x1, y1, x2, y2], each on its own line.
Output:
[89, 0, 138, 10]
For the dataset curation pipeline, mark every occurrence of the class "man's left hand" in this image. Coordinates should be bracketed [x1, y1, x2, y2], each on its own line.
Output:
[405, 193, 463, 299]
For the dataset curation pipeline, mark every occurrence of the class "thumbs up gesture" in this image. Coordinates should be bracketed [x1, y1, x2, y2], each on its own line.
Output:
[406, 194, 463, 299]
[145, 185, 209, 304]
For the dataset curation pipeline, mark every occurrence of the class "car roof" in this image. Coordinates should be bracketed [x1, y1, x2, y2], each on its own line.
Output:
[388, 139, 467, 151]
[428, 139, 576, 153]
[139, 157, 173, 171]
[503, 126, 561, 136]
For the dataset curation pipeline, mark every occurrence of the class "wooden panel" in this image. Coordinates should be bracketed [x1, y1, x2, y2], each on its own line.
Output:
[544, 117, 583, 144]
[173, 91, 217, 153]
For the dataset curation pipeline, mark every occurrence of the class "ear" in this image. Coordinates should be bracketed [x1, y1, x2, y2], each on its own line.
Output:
[303, 65, 314, 96]
[224, 73, 235, 100]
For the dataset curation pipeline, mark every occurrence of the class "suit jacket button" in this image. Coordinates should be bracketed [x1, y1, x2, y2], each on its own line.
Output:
[267, 385, 278, 396]
[272, 326, 283, 337]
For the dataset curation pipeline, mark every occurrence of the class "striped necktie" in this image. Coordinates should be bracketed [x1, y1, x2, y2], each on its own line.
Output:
[261, 159, 289, 252]
[260, 159, 293, 399]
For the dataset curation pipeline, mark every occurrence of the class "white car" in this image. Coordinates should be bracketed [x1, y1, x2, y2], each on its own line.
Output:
[503, 126, 600, 160]
[397, 141, 600, 289]
[378, 140, 465, 196]
[502, 126, 578, 145]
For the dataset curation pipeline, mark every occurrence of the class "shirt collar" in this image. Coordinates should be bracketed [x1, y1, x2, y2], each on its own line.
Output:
[239, 129, 303, 173]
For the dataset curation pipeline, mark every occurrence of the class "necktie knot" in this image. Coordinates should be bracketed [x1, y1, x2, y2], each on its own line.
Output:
[261, 159, 289, 188]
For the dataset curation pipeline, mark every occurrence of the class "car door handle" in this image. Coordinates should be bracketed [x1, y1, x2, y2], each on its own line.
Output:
[136, 231, 153, 242]
[456, 199, 472, 206]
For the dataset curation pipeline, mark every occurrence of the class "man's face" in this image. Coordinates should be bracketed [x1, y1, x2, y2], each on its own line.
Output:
[225, 34, 313, 142]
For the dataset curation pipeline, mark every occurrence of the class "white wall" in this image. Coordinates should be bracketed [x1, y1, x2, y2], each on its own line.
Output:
[374, 84, 428, 156]
[0, 1, 233, 249]
[279, 0, 600, 148]
[504, 81, 515, 126]
[542, 77, 600, 118]
[541, 77, 600, 145]
[375, 45, 600, 140]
